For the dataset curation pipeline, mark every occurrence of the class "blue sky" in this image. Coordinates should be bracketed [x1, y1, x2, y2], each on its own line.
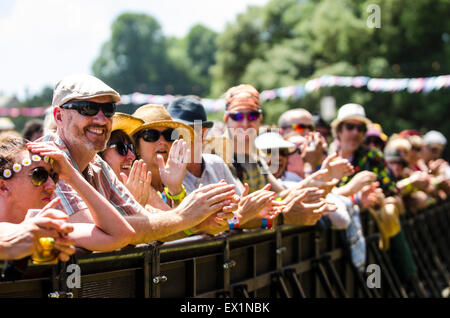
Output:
[0, 0, 268, 100]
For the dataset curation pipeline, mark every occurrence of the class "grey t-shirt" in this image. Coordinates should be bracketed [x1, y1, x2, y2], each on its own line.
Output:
[183, 154, 244, 196]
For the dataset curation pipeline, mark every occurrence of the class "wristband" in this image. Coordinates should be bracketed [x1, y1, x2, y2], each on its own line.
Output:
[228, 215, 240, 230]
[350, 193, 361, 205]
[164, 185, 187, 201]
[405, 182, 413, 193]
[184, 229, 194, 236]
[261, 218, 273, 230]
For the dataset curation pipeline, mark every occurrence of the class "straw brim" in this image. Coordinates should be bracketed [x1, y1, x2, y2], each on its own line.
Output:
[112, 113, 144, 136]
[131, 120, 195, 143]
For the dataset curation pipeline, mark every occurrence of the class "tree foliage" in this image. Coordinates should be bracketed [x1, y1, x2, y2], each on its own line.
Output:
[212, 0, 450, 141]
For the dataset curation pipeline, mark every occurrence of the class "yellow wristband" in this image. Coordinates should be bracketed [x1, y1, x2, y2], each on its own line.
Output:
[164, 185, 186, 201]
[184, 229, 194, 236]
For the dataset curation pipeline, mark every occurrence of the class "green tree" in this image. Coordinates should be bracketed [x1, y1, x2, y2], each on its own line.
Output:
[186, 25, 217, 84]
[92, 13, 175, 95]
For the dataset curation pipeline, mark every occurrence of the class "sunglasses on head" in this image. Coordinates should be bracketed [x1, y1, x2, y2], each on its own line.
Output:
[343, 122, 366, 133]
[285, 123, 315, 133]
[109, 142, 136, 156]
[29, 167, 59, 187]
[139, 128, 178, 143]
[227, 110, 262, 122]
[60, 101, 116, 118]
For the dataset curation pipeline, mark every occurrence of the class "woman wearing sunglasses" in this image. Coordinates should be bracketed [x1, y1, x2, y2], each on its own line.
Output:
[22, 137, 136, 252]
[130, 104, 196, 208]
[0, 136, 75, 261]
[99, 113, 169, 210]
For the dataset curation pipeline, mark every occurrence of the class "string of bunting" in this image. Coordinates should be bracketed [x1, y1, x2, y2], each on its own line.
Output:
[121, 74, 450, 113]
[2, 74, 449, 117]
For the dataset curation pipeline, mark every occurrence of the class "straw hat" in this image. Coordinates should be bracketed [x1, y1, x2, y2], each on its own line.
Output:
[331, 103, 372, 137]
[111, 112, 144, 136]
[131, 104, 194, 142]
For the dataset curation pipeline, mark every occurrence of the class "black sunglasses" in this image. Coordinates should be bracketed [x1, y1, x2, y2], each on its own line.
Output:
[60, 101, 116, 118]
[343, 122, 366, 133]
[227, 110, 262, 122]
[266, 148, 299, 157]
[364, 136, 384, 147]
[29, 167, 59, 187]
[109, 142, 135, 156]
[139, 129, 178, 143]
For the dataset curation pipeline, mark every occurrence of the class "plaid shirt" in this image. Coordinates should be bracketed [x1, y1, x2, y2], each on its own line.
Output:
[37, 132, 143, 216]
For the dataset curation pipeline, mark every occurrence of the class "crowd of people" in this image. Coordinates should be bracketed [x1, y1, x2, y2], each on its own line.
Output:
[1, 74, 449, 295]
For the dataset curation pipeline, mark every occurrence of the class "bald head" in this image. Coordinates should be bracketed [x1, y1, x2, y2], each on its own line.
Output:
[278, 108, 313, 137]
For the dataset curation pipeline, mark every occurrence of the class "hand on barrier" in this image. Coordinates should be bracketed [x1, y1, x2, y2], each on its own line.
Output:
[175, 180, 236, 226]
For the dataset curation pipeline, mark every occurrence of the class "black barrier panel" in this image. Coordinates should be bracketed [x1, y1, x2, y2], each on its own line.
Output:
[1, 201, 449, 298]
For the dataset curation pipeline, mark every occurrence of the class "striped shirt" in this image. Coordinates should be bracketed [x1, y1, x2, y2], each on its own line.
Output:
[37, 132, 143, 216]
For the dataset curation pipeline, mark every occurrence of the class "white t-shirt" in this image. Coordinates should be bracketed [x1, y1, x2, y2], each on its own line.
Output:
[183, 154, 244, 196]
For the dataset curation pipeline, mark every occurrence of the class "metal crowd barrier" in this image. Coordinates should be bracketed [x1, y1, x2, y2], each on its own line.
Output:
[1, 200, 449, 298]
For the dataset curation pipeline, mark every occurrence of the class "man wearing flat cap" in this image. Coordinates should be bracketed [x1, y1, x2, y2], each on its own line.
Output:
[36, 74, 240, 244]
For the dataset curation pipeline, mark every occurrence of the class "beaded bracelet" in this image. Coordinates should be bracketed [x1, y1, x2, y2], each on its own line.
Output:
[261, 218, 273, 230]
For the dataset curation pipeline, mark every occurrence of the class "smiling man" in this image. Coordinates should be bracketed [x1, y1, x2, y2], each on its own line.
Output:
[37, 74, 239, 245]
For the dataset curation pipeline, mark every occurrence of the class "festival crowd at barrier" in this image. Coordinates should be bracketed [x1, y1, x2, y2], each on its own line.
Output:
[0, 74, 449, 295]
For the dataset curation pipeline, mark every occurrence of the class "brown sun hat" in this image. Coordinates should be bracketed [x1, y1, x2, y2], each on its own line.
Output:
[131, 104, 194, 143]
[111, 112, 144, 136]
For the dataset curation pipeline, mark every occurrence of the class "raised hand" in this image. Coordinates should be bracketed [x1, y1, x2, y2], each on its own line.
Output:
[120, 159, 152, 206]
[342, 171, 377, 195]
[360, 182, 385, 208]
[321, 153, 354, 180]
[26, 142, 75, 181]
[158, 139, 191, 196]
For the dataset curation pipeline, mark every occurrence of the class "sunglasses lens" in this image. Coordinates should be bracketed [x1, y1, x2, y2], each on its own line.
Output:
[230, 113, 244, 122]
[116, 142, 128, 156]
[31, 167, 49, 187]
[162, 129, 177, 142]
[51, 172, 59, 184]
[247, 111, 260, 121]
[142, 130, 160, 142]
[79, 104, 100, 116]
[102, 103, 116, 118]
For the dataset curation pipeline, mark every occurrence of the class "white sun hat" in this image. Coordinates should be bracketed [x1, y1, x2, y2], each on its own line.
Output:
[331, 103, 372, 137]
[255, 132, 295, 150]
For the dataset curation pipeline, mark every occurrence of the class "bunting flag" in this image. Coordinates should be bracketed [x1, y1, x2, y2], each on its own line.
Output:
[0, 106, 48, 117]
[1, 74, 449, 117]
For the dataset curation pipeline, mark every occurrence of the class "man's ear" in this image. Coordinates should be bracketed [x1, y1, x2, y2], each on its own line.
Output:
[53, 107, 63, 126]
